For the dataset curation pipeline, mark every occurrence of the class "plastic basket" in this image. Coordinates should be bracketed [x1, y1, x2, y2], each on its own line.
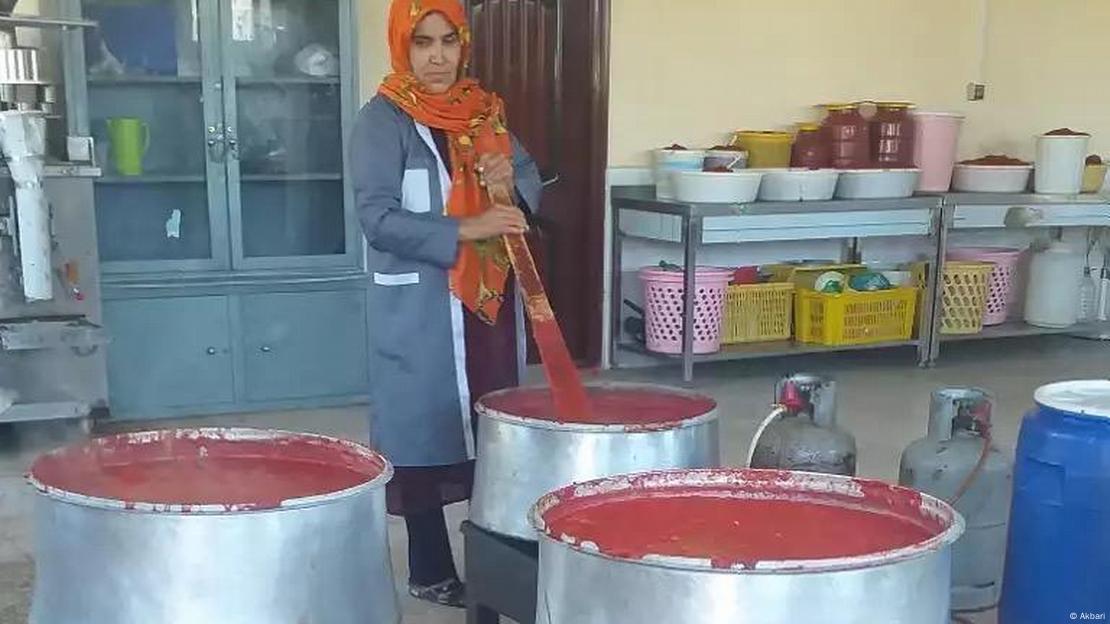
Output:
[765, 263, 864, 285]
[795, 286, 918, 346]
[639, 266, 732, 354]
[947, 247, 1023, 326]
[940, 261, 994, 334]
[722, 282, 795, 344]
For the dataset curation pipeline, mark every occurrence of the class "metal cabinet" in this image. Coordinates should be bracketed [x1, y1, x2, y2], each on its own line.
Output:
[83, 0, 371, 418]
[84, 0, 359, 273]
[103, 296, 235, 413]
[104, 288, 368, 419]
[239, 290, 368, 402]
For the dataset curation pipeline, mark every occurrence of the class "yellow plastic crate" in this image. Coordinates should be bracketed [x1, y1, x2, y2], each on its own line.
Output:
[940, 261, 994, 335]
[765, 263, 865, 285]
[795, 286, 918, 346]
[722, 282, 795, 344]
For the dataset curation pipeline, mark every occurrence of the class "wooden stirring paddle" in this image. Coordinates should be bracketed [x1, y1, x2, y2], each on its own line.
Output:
[486, 183, 593, 422]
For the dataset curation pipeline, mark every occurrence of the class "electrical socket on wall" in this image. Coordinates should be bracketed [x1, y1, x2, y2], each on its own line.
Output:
[967, 83, 986, 101]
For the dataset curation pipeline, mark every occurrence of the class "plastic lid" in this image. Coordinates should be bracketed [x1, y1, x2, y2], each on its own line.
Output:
[1034, 380, 1110, 419]
[820, 103, 859, 111]
[796, 122, 822, 132]
[874, 101, 916, 109]
[735, 130, 793, 138]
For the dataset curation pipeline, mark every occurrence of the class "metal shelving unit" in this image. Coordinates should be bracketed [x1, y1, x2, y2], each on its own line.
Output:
[610, 186, 944, 382]
[610, 186, 1110, 382]
[941, 321, 1085, 342]
[930, 192, 1110, 356]
[620, 339, 920, 363]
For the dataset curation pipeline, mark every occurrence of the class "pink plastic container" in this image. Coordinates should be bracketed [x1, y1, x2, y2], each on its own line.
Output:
[639, 266, 732, 354]
[947, 247, 1024, 325]
[912, 112, 965, 192]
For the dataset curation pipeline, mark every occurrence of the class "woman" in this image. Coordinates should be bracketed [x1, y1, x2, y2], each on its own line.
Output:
[349, 0, 542, 608]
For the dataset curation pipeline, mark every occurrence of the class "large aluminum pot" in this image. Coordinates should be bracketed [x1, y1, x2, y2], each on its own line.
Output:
[27, 428, 400, 624]
[531, 469, 964, 624]
[471, 383, 720, 540]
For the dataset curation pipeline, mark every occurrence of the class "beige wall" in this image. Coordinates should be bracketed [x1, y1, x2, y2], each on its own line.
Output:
[608, 0, 982, 166]
[358, 0, 391, 101]
[357, 0, 1109, 165]
[962, 0, 1110, 160]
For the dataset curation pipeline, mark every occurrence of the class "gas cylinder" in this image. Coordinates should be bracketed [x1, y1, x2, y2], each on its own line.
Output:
[748, 373, 857, 476]
[899, 387, 1012, 612]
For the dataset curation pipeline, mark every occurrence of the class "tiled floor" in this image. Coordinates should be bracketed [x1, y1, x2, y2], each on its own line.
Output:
[3, 335, 1098, 622]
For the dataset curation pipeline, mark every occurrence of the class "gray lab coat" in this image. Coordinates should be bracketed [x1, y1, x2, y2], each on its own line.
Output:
[350, 94, 543, 468]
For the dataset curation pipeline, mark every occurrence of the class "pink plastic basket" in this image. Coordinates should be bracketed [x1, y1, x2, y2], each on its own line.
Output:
[947, 247, 1024, 325]
[639, 266, 733, 354]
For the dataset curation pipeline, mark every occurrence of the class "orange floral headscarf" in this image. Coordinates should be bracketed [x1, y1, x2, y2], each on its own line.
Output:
[379, 0, 513, 325]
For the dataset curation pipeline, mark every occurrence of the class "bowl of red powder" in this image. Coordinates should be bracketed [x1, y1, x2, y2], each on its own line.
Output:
[953, 155, 1034, 193]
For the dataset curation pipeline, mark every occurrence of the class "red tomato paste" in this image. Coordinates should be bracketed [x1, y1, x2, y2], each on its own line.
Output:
[481, 386, 715, 426]
[29, 430, 384, 510]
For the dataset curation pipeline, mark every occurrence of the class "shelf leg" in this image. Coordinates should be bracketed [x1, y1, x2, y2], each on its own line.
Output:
[681, 216, 701, 383]
[609, 204, 624, 369]
[922, 201, 951, 367]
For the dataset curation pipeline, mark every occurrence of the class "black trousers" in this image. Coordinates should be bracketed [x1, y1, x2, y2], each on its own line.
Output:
[404, 507, 459, 586]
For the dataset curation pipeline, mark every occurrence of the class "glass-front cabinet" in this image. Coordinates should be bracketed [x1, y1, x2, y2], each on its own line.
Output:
[83, 0, 358, 273]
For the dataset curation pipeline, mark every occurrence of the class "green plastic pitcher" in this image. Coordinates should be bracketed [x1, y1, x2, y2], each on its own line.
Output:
[106, 117, 150, 176]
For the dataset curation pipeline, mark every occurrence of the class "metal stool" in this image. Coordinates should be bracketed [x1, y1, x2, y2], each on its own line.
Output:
[462, 521, 538, 624]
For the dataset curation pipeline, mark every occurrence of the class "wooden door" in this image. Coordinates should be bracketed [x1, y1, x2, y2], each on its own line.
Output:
[466, 0, 610, 366]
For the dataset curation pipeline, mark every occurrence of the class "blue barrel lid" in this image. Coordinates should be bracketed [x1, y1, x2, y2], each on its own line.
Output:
[1034, 380, 1110, 419]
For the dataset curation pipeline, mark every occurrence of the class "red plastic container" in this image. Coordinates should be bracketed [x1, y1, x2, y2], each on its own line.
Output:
[791, 123, 831, 169]
[871, 102, 917, 168]
[821, 104, 871, 169]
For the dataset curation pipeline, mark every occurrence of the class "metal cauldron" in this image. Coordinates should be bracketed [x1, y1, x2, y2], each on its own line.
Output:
[27, 428, 400, 624]
[471, 383, 720, 540]
[531, 469, 964, 624]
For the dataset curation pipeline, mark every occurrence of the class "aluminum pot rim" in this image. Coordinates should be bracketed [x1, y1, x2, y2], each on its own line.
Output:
[25, 427, 394, 515]
[476, 382, 719, 432]
[529, 468, 965, 575]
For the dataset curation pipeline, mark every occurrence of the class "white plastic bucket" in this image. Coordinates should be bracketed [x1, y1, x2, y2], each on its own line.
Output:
[1034, 134, 1089, 194]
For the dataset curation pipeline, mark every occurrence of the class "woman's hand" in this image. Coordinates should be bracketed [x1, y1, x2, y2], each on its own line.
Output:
[477, 153, 514, 192]
[459, 203, 528, 241]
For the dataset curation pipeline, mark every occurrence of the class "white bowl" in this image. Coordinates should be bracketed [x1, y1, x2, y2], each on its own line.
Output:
[653, 149, 707, 199]
[673, 170, 764, 203]
[952, 164, 1033, 193]
[758, 168, 840, 201]
[835, 168, 921, 199]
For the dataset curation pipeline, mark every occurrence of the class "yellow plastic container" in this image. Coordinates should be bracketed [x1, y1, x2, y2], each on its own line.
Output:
[731, 131, 794, 168]
[722, 282, 795, 344]
[764, 263, 865, 286]
[940, 261, 994, 335]
[1082, 164, 1108, 193]
[795, 286, 918, 346]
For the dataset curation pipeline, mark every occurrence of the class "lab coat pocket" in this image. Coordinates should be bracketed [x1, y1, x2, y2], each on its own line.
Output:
[373, 272, 420, 286]
[401, 169, 432, 213]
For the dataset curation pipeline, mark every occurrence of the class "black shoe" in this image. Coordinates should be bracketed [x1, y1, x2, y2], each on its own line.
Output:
[408, 578, 466, 608]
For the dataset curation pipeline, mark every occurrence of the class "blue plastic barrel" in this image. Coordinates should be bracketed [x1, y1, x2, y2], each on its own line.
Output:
[1000, 380, 1110, 623]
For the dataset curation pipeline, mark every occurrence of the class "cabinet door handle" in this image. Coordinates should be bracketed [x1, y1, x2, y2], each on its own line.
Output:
[260, 345, 272, 353]
[206, 347, 217, 355]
